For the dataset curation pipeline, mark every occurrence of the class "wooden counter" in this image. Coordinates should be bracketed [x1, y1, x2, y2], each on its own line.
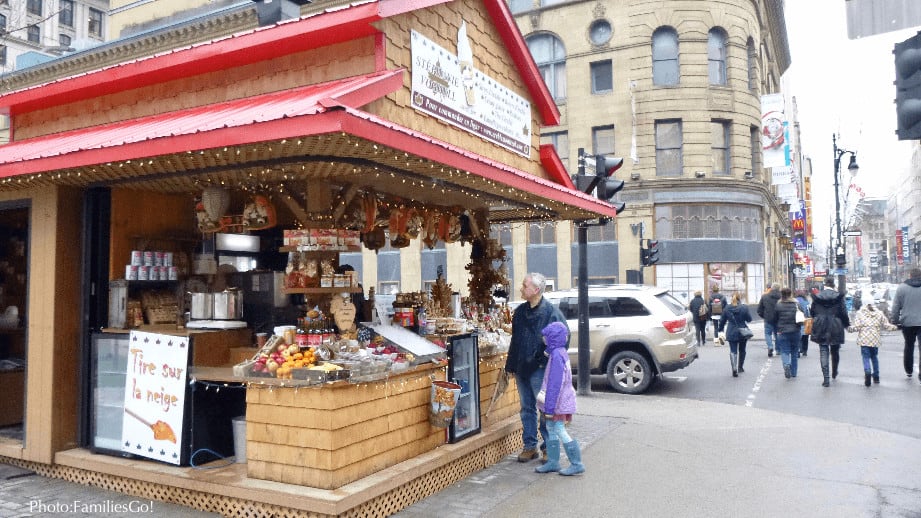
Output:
[101, 325, 252, 367]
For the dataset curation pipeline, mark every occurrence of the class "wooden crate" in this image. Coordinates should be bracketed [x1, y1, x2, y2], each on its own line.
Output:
[244, 364, 447, 489]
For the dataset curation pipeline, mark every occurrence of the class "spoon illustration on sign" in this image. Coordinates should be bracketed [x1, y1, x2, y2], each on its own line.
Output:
[125, 408, 177, 443]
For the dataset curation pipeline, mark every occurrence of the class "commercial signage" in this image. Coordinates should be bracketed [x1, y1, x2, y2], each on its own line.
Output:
[903, 225, 911, 262]
[790, 200, 807, 250]
[121, 330, 190, 465]
[761, 93, 789, 168]
[411, 23, 532, 157]
[897, 229, 905, 266]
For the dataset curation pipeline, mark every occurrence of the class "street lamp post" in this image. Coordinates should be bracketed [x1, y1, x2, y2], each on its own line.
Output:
[832, 134, 859, 295]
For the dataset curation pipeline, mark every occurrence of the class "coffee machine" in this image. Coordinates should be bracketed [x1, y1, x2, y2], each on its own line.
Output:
[227, 271, 300, 334]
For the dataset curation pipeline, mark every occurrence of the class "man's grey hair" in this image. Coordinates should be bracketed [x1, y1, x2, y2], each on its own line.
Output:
[771, 282, 781, 290]
[527, 272, 547, 295]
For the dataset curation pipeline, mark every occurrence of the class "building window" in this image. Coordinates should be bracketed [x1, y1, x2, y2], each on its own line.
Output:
[0, 45, 6, 66]
[540, 130, 569, 172]
[590, 60, 612, 94]
[655, 120, 682, 176]
[652, 27, 678, 86]
[88, 8, 103, 38]
[708, 28, 728, 86]
[747, 37, 758, 92]
[27, 25, 40, 43]
[655, 204, 761, 242]
[509, 0, 531, 13]
[490, 225, 513, 247]
[592, 125, 615, 156]
[585, 220, 616, 242]
[528, 222, 556, 245]
[711, 120, 730, 175]
[589, 19, 612, 46]
[27, 0, 41, 16]
[59, 0, 73, 26]
[526, 33, 566, 101]
[0, 14, 6, 31]
[59, 34, 71, 47]
[750, 125, 760, 177]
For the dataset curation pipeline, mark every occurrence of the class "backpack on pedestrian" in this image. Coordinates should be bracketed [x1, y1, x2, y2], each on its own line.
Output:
[711, 297, 723, 316]
[698, 303, 709, 320]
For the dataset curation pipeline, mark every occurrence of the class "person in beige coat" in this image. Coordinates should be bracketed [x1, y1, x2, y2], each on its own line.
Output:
[849, 297, 897, 386]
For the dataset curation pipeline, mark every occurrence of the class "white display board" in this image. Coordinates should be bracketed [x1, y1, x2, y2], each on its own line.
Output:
[121, 330, 190, 465]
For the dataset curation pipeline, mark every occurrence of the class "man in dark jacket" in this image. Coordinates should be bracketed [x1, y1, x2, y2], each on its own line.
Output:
[506, 272, 566, 463]
[757, 283, 782, 357]
[810, 277, 850, 387]
[889, 268, 921, 380]
[689, 290, 708, 347]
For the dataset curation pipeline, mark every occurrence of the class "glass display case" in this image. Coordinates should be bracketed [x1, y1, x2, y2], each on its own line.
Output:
[446, 332, 480, 443]
[90, 332, 132, 456]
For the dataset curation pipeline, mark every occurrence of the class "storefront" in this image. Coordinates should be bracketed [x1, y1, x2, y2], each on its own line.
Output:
[0, 0, 617, 515]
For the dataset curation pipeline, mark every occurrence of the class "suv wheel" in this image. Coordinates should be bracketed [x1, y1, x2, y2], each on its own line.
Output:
[606, 351, 653, 394]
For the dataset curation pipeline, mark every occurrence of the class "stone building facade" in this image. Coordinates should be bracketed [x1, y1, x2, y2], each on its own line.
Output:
[511, 0, 793, 303]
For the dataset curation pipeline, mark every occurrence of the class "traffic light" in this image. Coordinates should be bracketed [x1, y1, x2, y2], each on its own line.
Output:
[894, 31, 921, 140]
[595, 154, 625, 213]
[640, 239, 659, 266]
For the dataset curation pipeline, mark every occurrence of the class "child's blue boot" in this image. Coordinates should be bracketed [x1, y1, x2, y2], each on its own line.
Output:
[535, 439, 560, 473]
[559, 440, 584, 476]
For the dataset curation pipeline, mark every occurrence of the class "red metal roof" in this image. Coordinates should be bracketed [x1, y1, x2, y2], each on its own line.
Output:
[0, 68, 614, 218]
[0, 0, 558, 124]
[0, 69, 405, 173]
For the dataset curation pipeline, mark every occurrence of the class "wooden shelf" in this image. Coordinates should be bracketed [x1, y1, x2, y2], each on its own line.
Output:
[283, 286, 362, 294]
[278, 246, 361, 253]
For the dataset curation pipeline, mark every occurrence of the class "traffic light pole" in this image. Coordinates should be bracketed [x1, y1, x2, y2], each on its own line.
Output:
[576, 222, 591, 396]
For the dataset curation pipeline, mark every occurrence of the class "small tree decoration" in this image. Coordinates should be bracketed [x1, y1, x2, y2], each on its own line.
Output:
[428, 265, 454, 318]
[465, 237, 509, 310]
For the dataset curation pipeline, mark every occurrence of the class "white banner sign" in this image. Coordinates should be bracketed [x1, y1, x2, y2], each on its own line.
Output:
[761, 93, 789, 168]
[411, 24, 532, 157]
[771, 166, 794, 185]
[776, 182, 798, 203]
[121, 330, 190, 465]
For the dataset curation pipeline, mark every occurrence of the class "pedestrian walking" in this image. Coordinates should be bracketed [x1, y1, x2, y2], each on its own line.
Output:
[689, 290, 709, 347]
[505, 272, 567, 463]
[810, 277, 850, 387]
[708, 285, 728, 345]
[717, 292, 752, 376]
[757, 283, 782, 357]
[888, 267, 921, 381]
[795, 290, 812, 356]
[535, 321, 584, 476]
[848, 296, 897, 386]
[773, 287, 802, 379]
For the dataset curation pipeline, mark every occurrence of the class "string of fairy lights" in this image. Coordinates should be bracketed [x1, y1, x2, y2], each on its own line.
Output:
[0, 132, 591, 223]
[188, 354, 509, 395]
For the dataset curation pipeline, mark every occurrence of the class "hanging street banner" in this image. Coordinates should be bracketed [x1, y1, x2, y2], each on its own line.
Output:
[761, 93, 789, 168]
[790, 200, 807, 250]
[771, 166, 794, 185]
[411, 24, 532, 157]
[897, 229, 905, 266]
[903, 225, 911, 263]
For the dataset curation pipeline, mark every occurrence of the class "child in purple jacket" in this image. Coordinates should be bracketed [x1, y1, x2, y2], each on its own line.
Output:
[535, 321, 584, 475]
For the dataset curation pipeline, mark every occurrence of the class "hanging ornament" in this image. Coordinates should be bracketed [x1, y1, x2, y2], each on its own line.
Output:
[201, 186, 231, 222]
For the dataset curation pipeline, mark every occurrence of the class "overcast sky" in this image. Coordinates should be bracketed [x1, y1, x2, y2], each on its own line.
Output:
[783, 1, 918, 242]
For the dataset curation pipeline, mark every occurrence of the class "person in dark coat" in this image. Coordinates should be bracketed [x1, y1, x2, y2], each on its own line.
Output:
[689, 290, 708, 347]
[810, 277, 850, 387]
[757, 283, 782, 357]
[773, 287, 802, 379]
[795, 290, 812, 356]
[505, 272, 567, 463]
[718, 292, 752, 376]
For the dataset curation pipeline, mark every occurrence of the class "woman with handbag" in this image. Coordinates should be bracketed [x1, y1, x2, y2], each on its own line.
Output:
[795, 290, 813, 356]
[718, 293, 753, 377]
[773, 287, 803, 379]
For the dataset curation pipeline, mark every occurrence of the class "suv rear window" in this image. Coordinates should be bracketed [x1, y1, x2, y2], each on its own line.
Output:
[552, 295, 650, 318]
[656, 292, 688, 315]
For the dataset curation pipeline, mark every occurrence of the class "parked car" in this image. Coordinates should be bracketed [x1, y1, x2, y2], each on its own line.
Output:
[542, 285, 698, 394]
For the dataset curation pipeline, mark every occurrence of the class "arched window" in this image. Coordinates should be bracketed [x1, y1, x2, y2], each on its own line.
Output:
[652, 27, 678, 86]
[747, 37, 757, 91]
[708, 28, 728, 85]
[527, 34, 567, 100]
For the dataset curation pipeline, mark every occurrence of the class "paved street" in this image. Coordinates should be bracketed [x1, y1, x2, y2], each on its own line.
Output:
[4, 320, 921, 517]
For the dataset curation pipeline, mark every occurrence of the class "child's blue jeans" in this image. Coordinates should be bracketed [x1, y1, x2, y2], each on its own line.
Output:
[860, 346, 879, 375]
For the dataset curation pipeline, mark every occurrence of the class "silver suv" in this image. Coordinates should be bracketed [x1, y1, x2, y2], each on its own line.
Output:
[543, 285, 698, 394]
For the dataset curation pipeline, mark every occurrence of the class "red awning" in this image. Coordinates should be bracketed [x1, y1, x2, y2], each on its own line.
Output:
[0, 70, 616, 220]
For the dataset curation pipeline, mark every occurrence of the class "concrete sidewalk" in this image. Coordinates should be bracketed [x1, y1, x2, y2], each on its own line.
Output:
[396, 392, 921, 518]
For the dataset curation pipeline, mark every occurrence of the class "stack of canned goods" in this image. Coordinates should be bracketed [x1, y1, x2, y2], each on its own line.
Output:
[125, 250, 179, 281]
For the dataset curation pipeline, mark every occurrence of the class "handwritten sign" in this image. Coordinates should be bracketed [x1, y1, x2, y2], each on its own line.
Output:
[121, 330, 189, 465]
